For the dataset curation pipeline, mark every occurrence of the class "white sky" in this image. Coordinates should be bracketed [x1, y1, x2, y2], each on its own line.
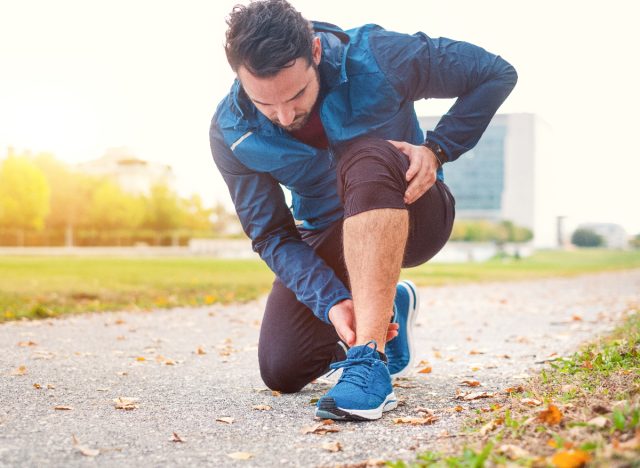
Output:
[1, 0, 639, 234]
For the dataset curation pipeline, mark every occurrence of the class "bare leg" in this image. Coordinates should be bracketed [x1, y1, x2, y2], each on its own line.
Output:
[343, 208, 408, 352]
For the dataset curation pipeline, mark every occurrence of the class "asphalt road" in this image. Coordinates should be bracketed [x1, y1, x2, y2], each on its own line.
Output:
[1, 270, 639, 467]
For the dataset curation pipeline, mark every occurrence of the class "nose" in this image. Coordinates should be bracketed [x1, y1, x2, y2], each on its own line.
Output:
[276, 106, 296, 126]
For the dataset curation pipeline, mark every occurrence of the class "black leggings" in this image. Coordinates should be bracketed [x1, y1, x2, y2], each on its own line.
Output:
[258, 138, 455, 392]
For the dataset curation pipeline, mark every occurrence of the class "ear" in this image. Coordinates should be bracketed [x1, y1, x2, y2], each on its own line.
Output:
[312, 36, 322, 66]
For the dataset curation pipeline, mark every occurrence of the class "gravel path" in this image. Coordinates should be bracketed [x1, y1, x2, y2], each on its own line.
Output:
[1, 270, 639, 467]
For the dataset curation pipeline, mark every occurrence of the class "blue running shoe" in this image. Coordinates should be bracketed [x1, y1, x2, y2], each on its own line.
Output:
[386, 280, 420, 378]
[315, 341, 397, 421]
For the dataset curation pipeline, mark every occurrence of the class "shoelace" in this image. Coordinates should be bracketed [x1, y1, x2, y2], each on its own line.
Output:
[327, 356, 377, 387]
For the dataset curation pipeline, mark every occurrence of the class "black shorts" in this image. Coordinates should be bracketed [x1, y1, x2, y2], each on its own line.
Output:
[258, 137, 455, 392]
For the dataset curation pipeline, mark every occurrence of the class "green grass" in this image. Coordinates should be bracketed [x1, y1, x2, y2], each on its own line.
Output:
[1, 249, 639, 322]
[406, 249, 640, 286]
[0, 257, 274, 321]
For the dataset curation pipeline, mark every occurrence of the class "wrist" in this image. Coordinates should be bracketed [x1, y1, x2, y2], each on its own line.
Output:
[424, 140, 448, 168]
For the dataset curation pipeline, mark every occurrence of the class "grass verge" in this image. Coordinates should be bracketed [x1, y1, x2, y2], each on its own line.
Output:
[1, 249, 639, 322]
[387, 309, 640, 467]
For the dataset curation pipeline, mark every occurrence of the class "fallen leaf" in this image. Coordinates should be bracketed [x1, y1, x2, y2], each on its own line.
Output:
[571, 314, 583, 321]
[434, 351, 443, 359]
[479, 420, 497, 436]
[54, 406, 73, 411]
[17, 341, 37, 347]
[271, 391, 282, 397]
[72, 435, 99, 457]
[196, 347, 206, 355]
[46, 384, 55, 389]
[33, 383, 42, 389]
[471, 366, 481, 371]
[155, 355, 176, 365]
[216, 417, 235, 424]
[136, 356, 146, 362]
[322, 441, 342, 452]
[416, 359, 430, 367]
[252, 405, 272, 411]
[496, 354, 511, 359]
[587, 416, 609, 428]
[418, 366, 432, 374]
[227, 452, 253, 460]
[11, 365, 27, 376]
[498, 444, 530, 460]
[456, 391, 495, 401]
[114, 319, 126, 325]
[504, 385, 524, 393]
[551, 449, 591, 467]
[171, 432, 184, 443]
[454, 405, 464, 412]
[113, 397, 138, 410]
[302, 420, 340, 435]
[538, 404, 563, 425]
[461, 380, 481, 387]
[393, 381, 418, 389]
[469, 349, 485, 355]
[392, 416, 438, 425]
[521, 398, 543, 406]
[415, 407, 435, 417]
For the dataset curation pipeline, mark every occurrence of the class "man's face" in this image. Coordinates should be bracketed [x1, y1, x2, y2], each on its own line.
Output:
[238, 37, 321, 132]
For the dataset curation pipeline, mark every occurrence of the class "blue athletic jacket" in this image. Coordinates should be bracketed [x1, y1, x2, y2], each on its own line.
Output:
[209, 22, 517, 323]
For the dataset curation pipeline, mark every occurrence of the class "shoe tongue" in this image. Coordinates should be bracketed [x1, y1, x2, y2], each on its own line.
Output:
[347, 343, 379, 360]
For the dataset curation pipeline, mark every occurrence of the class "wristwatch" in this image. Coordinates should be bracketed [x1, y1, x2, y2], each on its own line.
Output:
[424, 140, 448, 167]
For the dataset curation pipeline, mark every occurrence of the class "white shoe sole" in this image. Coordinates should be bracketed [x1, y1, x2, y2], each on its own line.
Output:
[315, 392, 398, 421]
[390, 280, 420, 378]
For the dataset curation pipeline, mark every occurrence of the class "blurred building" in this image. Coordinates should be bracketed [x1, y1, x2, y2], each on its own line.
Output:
[419, 113, 557, 247]
[576, 222, 628, 249]
[76, 147, 175, 196]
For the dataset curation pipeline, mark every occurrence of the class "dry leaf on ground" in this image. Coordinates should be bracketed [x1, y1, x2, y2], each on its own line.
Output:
[33, 383, 42, 389]
[521, 398, 542, 406]
[551, 449, 591, 467]
[321, 441, 342, 452]
[196, 346, 207, 355]
[503, 385, 524, 393]
[456, 391, 494, 401]
[392, 416, 438, 425]
[538, 404, 563, 425]
[271, 391, 282, 397]
[252, 405, 272, 411]
[498, 444, 530, 460]
[54, 406, 73, 411]
[113, 397, 138, 410]
[301, 420, 340, 435]
[72, 435, 99, 457]
[216, 417, 235, 424]
[461, 380, 481, 387]
[11, 366, 27, 376]
[393, 381, 418, 389]
[227, 452, 254, 460]
[17, 341, 37, 347]
[171, 432, 184, 443]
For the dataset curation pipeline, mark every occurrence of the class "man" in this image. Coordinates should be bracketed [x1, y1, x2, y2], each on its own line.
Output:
[210, 0, 516, 421]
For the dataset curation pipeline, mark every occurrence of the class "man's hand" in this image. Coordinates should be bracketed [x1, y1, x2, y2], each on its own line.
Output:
[328, 299, 399, 347]
[387, 140, 439, 204]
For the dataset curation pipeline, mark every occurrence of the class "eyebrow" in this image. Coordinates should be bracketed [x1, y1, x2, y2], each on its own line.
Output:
[251, 82, 309, 106]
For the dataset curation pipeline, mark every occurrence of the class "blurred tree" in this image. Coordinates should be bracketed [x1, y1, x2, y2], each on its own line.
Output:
[631, 233, 640, 249]
[449, 219, 533, 243]
[143, 183, 183, 245]
[88, 180, 145, 245]
[33, 153, 97, 246]
[181, 194, 214, 233]
[571, 228, 603, 247]
[0, 155, 50, 245]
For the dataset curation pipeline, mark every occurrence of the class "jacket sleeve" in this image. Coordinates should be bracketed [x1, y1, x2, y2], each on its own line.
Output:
[209, 121, 351, 323]
[371, 30, 518, 161]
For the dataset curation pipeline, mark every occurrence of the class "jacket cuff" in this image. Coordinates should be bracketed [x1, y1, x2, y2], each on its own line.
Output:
[322, 293, 352, 324]
[425, 132, 453, 162]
